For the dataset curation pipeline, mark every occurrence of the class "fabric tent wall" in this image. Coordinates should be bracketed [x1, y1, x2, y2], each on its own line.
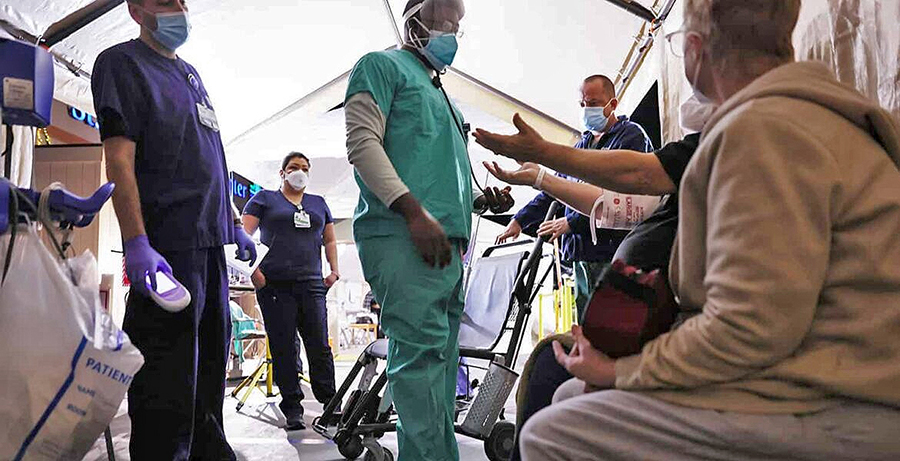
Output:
[0, 125, 35, 188]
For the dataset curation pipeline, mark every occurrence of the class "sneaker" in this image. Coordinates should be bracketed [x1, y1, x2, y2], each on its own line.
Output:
[285, 411, 306, 431]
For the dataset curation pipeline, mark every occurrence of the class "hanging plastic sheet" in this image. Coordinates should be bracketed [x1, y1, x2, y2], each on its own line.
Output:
[657, 0, 900, 143]
[655, 5, 692, 145]
[795, 0, 900, 121]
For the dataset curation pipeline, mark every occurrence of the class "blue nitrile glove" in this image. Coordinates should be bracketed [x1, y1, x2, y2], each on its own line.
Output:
[234, 225, 257, 265]
[124, 235, 173, 296]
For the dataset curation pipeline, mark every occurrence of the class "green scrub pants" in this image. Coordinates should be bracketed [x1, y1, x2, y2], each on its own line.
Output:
[357, 236, 465, 461]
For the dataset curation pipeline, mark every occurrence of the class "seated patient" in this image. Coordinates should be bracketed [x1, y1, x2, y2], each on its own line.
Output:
[515, 0, 900, 460]
[477, 102, 710, 461]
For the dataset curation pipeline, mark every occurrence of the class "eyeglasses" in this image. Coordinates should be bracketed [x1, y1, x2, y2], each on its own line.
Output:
[665, 29, 687, 58]
[412, 17, 465, 39]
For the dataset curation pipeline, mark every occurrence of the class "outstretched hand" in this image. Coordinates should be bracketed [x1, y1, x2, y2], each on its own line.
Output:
[483, 161, 542, 188]
[473, 113, 547, 164]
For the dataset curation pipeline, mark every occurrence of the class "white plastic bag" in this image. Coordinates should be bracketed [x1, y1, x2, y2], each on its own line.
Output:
[0, 228, 144, 461]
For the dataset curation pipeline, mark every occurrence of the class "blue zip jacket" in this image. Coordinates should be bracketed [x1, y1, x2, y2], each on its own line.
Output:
[512, 115, 654, 263]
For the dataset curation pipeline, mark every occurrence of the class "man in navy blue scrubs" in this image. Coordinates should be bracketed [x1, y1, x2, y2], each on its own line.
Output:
[92, 0, 256, 459]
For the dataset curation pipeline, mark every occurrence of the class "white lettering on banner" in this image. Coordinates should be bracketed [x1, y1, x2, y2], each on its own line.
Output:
[84, 357, 134, 386]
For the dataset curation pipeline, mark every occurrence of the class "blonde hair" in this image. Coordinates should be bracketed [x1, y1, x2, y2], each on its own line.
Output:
[684, 0, 800, 68]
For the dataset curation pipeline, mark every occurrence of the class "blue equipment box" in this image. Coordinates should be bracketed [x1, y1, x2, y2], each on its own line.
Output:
[0, 38, 54, 127]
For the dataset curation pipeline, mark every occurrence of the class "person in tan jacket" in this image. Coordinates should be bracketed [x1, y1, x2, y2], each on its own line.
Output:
[519, 0, 900, 459]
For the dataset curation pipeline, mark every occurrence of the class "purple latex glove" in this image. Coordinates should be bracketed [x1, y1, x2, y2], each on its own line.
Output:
[124, 235, 173, 296]
[233, 225, 257, 265]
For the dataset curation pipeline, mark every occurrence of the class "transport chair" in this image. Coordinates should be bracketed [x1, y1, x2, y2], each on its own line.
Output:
[314, 205, 558, 461]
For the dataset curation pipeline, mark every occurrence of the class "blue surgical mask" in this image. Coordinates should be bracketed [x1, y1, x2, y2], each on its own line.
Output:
[421, 33, 458, 72]
[583, 100, 613, 132]
[407, 12, 460, 73]
[150, 11, 191, 51]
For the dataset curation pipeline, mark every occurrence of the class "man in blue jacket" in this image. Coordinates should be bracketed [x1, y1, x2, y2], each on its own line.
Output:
[496, 74, 653, 320]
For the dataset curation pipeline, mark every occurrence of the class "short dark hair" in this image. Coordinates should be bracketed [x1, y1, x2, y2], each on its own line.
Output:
[282, 152, 310, 171]
[584, 75, 616, 99]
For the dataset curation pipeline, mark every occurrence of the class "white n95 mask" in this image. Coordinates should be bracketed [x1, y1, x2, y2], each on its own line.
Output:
[286, 170, 309, 191]
[679, 93, 718, 134]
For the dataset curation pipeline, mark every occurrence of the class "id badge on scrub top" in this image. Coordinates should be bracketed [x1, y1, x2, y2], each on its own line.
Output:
[197, 102, 219, 132]
[294, 211, 311, 229]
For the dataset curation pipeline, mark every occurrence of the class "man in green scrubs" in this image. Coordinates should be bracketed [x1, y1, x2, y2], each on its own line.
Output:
[344, 1, 507, 459]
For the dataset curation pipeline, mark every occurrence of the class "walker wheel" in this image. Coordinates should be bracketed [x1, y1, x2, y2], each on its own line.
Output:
[484, 420, 516, 461]
[338, 435, 364, 460]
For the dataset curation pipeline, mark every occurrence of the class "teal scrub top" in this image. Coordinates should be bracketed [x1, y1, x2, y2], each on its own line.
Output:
[346, 49, 473, 243]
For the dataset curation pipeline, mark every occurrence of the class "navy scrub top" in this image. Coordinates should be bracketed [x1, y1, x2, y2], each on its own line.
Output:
[92, 39, 234, 252]
[243, 190, 333, 282]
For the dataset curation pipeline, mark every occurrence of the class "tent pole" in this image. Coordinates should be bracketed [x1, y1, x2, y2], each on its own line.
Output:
[614, 0, 678, 100]
[446, 68, 579, 135]
[225, 70, 353, 147]
[381, 0, 404, 48]
[601, 0, 657, 23]
[0, 19, 92, 82]
[43, 0, 125, 47]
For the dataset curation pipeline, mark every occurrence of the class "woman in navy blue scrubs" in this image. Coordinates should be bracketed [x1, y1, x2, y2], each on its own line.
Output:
[242, 152, 339, 430]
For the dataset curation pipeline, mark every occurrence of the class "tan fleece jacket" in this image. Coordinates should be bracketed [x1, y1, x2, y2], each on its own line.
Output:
[614, 62, 900, 414]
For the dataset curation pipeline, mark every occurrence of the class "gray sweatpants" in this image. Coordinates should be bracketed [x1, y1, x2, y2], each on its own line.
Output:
[520, 378, 900, 461]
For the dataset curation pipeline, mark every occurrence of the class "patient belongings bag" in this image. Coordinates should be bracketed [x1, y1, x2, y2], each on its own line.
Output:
[581, 260, 678, 358]
[0, 229, 144, 460]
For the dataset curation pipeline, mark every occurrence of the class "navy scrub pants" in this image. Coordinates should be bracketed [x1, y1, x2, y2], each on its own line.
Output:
[123, 247, 236, 461]
[256, 279, 336, 418]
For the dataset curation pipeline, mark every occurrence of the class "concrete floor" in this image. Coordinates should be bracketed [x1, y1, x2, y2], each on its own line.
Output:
[83, 345, 521, 461]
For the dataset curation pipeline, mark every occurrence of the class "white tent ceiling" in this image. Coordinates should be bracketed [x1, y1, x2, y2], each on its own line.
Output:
[3, 0, 651, 136]
[4, 0, 898, 258]
[2, 0, 669, 218]
[5, 1, 895, 202]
